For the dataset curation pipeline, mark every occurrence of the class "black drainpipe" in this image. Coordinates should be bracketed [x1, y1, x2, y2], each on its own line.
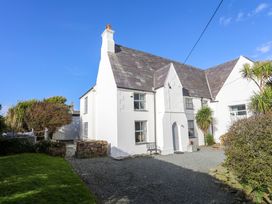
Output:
[153, 88, 157, 153]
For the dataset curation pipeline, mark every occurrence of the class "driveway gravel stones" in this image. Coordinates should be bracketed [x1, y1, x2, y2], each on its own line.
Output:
[68, 147, 249, 204]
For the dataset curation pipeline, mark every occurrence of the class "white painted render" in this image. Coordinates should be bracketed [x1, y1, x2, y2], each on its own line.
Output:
[210, 56, 258, 142]
[117, 88, 155, 156]
[80, 28, 258, 158]
[155, 64, 189, 154]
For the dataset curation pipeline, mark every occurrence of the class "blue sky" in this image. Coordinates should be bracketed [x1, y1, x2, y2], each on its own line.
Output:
[1, 0, 272, 114]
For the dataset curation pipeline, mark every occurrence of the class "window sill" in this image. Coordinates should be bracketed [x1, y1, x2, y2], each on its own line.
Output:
[134, 109, 148, 112]
[135, 142, 148, 145]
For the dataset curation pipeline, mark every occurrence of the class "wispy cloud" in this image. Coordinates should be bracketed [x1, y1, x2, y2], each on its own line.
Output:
[257, 41, 272, 54]
[236, 12, 245, 21]
[254, 3, 269, 14]
[220, 2, 270, 26]
[219, 16, 232, 26]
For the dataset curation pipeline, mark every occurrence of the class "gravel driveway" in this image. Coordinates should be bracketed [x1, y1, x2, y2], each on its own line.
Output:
[68, 148, 247, 204]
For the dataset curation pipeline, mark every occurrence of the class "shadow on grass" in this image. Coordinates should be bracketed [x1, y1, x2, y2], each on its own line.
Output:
[0, 153, 95, 204]
[69, 156, 252, 204]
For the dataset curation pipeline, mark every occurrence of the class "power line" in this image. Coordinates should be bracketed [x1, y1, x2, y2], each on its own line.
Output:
[183, 0, 224, 64]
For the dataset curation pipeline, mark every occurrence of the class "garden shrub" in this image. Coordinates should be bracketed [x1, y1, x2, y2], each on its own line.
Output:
[35, 140, 66, 157]
[206, 133, 215, 146]
[0, 137, 35, 155]
[224, 113, 272, 192]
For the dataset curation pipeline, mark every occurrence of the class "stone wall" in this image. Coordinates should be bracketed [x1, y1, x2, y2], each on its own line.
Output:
[76, 140, 108, 158]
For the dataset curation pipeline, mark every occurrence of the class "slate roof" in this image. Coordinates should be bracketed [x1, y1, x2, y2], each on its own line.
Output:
[107, 44, 242, 99]
[205, 58, 239, 98]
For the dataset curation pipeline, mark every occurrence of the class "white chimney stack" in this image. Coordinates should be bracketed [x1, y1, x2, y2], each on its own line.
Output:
[101, 24, 115, 53]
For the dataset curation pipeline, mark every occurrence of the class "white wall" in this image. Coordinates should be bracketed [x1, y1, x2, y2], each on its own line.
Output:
[95, 52, 118, 152]
[156, 64, 189, 154]
[210, 56, 258, 142]
[116, 89, 155, 156]
[80, 89, 96, 140]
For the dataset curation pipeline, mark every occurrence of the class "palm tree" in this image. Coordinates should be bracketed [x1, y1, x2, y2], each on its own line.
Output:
[250, 86, 272, 114]
[241, 61, 272, 93]
[196, 106, 213, 146]
[241, 61, 272, 114]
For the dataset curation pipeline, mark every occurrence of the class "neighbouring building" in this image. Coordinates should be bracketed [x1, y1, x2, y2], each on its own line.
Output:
[80, 25, 258, 158]
[52, 108, 80, 142]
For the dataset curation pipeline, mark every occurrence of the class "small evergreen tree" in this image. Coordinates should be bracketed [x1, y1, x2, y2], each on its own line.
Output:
[196, 106, 213, 145]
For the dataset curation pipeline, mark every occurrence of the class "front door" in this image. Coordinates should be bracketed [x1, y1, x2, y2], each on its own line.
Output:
[172, 122, 179, 151]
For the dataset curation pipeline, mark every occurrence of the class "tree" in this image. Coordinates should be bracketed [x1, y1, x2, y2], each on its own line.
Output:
[25, 101, 71, 138]
[44, 96, 67, 104]
[250, 86, 272, 114]
[241, 61, 272, 114]
[241, 61, 272, 93]
[5, 100, 37, 132]
[0, 104, 6, 135]
[196, 106, 213, 146]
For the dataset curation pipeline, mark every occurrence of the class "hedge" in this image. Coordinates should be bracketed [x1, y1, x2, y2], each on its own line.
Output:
[0, 137, 35, 155]
[0, 138, 66, 157]
[223, 112, 272, 192]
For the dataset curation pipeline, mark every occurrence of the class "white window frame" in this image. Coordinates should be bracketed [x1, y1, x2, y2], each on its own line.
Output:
[84, 96, 88, 114]
[83, 122, 88, 138]
[188, 120, 195, 138]
[134, 93, 146, 111]
[135, 121, 147, 144]
[185, 98, 194, 110]
[229, 104, 247, 117]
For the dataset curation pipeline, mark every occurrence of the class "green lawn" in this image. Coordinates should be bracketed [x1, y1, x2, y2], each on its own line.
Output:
[0, 153, 96, 204]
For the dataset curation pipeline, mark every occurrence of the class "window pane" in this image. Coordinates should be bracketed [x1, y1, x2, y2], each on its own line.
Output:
[134, 101, 139, 110]
[135, 122, 141, 131]
[186, 98, 193, 109]
[134, 93, 139, 100]
[139, 94, 145, 100]
[188, 120, 194, 138]
[135, 132, 141, 142]
[238, 111, 247, 116]
[139, 101, 145, 110]
[84, 97, 88, 114]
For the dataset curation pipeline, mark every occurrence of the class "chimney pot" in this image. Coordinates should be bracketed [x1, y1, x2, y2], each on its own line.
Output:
[106, 24, 112, 30]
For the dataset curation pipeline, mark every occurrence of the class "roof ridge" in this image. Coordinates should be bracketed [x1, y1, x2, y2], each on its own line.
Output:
[205, 57, 240, 71]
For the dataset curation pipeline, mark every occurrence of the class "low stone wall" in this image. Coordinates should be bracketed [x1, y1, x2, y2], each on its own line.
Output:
[76, 140, 108, 158]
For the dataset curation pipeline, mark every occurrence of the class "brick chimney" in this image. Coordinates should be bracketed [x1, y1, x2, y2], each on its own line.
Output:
[101, 24, 115, 53]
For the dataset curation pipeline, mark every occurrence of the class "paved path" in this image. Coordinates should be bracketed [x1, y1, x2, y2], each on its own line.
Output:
[68, 148, 248, 204]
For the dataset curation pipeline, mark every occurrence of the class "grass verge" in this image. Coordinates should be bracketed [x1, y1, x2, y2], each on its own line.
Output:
[210, 164, 271, 203]
[0, 153, 96, 204]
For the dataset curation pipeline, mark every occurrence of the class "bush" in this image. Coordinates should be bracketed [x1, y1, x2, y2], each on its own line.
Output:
[206, 133, 215, 146]
[0, 137, 35, 155]
[35, 140, 66, 157]
[224, 113, 272, 192]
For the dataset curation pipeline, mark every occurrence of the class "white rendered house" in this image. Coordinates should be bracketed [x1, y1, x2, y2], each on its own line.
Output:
[80, 25, 258, 158]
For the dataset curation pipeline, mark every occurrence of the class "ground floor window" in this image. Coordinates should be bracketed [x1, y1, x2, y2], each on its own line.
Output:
[135, 121, 147, 143]
[83, 122, 88, 138]
[188, 120, 195, 138]
[229, 104, 247, 116]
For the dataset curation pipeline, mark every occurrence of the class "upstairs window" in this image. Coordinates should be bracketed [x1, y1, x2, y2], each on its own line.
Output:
[84, 96, 88, 114]
[202, 100, 208, 107]
[229, 104, 247, 117]
[135, 121, 147, 143]
[185, 98, 194, 110]
[134, 93, 146, 110]
[188, 120, 195, 138]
